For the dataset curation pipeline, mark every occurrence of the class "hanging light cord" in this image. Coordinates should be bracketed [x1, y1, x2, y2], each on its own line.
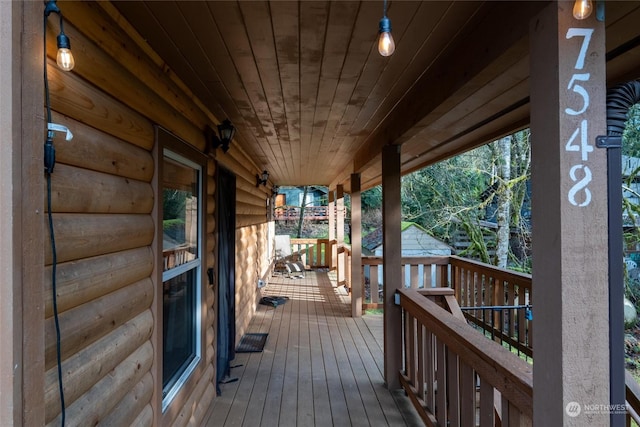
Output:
[44, 10, 66, 427]
[383, 0, 388, 17]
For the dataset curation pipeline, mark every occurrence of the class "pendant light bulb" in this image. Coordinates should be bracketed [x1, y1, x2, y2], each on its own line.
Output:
[56, 31, 75, 71]
[378, 16, 395, 57]
[573, 0, 593, 20]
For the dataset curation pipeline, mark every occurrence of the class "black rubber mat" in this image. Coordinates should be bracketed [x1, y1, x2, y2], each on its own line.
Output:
[236, 333, 268, 353]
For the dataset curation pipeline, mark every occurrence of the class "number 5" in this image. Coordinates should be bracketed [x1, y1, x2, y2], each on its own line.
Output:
[565, 73, 590, 115]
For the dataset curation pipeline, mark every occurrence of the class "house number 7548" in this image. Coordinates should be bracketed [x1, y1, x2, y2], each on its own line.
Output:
[565, 27, 595, 207]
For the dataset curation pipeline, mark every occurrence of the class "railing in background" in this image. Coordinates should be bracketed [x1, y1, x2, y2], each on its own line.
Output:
[399, 288, 533, 426]
[274, 206, 330, 221]
[361, 256, 449, 309]
[290, 238, 331, 269]
[286, 238, 351, 289]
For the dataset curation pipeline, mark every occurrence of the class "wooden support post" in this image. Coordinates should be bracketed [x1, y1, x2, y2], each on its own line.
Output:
[382, 144, 402, 390]
[530, 2, 609, 425]
[337, 185, 345, 286]
[351, 174, 363, 317]
[1, 2, 45, 424]
[329, 189, 336, 271]
[0, 5, 19, 422]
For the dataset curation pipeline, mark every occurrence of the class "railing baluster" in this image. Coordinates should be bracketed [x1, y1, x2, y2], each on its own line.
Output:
[479, 378, 494, 426]
[417, 324, 425, 401]
[459, 362, 475, 427]
[436, 339, 448, 425]
[371, 267, 379, 305]
[507, 282, 515, 342]
[447, 350, 460, 427]
[410, 264, 419, 289]
[425, 329, 436, 412]
[406, 313, 415, 382]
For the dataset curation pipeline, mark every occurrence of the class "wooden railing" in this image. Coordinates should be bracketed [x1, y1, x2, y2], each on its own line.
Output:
[361, 256, 449, 309]
[360, 255, 533, 356]
[360, 255, 640, 422]
[289, 238, 331, 269]
[399, 288, 533, 426]
[274, 206, 330, 221]
[450, 256, 533, 358]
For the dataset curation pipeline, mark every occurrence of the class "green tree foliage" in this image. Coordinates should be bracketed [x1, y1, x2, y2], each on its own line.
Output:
[622, 104, 640, 303]
[362, 130, 532, 271]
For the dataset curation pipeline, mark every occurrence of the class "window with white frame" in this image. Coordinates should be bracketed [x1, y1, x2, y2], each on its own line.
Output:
[161, 149, 202, 411]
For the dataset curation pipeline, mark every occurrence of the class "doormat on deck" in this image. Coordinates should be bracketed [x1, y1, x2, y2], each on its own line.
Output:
[259, 296, 289, 308]
[236, 333, 268, 353]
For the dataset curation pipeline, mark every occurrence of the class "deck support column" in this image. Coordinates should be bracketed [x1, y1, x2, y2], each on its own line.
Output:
[530, 3, 609, 425]
[1, 2, 45, 425]
[382, 144, 402, 389]
[329, 189, 336, 271]
[337, 185, 345, 286]
[351, 174, 363, 317]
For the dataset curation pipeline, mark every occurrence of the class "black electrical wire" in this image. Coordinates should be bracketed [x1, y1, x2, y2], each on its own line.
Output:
[44, 10, 66, 427]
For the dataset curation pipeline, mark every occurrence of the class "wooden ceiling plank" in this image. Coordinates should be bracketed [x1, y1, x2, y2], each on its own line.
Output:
[315, 1, 384, 185]
[306, 1, 361, 184]
[136, 2, 218, 116]
[299, 1, 331, 183]
[334, 1, 421, 141]
[172, 2, 248, 123]
[347, 1, 468, 145]
[270, 1, 301, 184]
[186, 1, 275, 168]
[327, 1, 462, 183]
[204, 1, 284, 173]
[239, 1, 292, 182]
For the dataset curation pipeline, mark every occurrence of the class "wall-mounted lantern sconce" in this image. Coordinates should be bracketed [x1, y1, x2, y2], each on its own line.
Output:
[271, 185, 279, 198]
[45, 0, 75, 71]
[377, 0, 395, 57]
[256, 170, 269, 187]
[206, 119, 236, 154]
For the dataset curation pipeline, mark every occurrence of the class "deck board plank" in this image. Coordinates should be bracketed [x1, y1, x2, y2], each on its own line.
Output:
[205, 271, 418, 426]
[296, 287, 314, 426]
[259, 284, 290, 427]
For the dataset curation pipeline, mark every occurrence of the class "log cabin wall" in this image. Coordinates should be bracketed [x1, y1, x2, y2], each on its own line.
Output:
[42, 2, 269, 425]
[217, 146, 272, 344]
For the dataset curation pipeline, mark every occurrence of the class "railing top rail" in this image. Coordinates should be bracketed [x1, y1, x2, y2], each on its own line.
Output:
[449, 255, 532, 282]
[361, 255, 450, 266]
[290, 238, 330, 244]
[399, 287, 533, 416]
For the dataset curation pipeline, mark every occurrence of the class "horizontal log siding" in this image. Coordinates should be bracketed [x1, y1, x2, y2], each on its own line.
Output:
[42, 2, 270, 425]
[235, 223, 271, 343]
[44, 5, 159, 425]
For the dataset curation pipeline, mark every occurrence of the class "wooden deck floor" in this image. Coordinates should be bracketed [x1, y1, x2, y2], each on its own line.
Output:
[205, 271, 421, 427]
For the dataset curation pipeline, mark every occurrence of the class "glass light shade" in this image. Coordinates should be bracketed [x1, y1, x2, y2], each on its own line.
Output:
[573, 0, 593, 20]
[218, 119, 235, 144]
[57, 48, 75, 71]
[378, 31, 395, 56]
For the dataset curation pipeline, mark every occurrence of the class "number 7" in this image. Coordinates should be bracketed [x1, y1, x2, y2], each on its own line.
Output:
[566, 28, 594, 70]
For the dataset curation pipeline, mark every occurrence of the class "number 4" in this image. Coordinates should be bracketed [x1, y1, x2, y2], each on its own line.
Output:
[565, 119, 593, 161]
